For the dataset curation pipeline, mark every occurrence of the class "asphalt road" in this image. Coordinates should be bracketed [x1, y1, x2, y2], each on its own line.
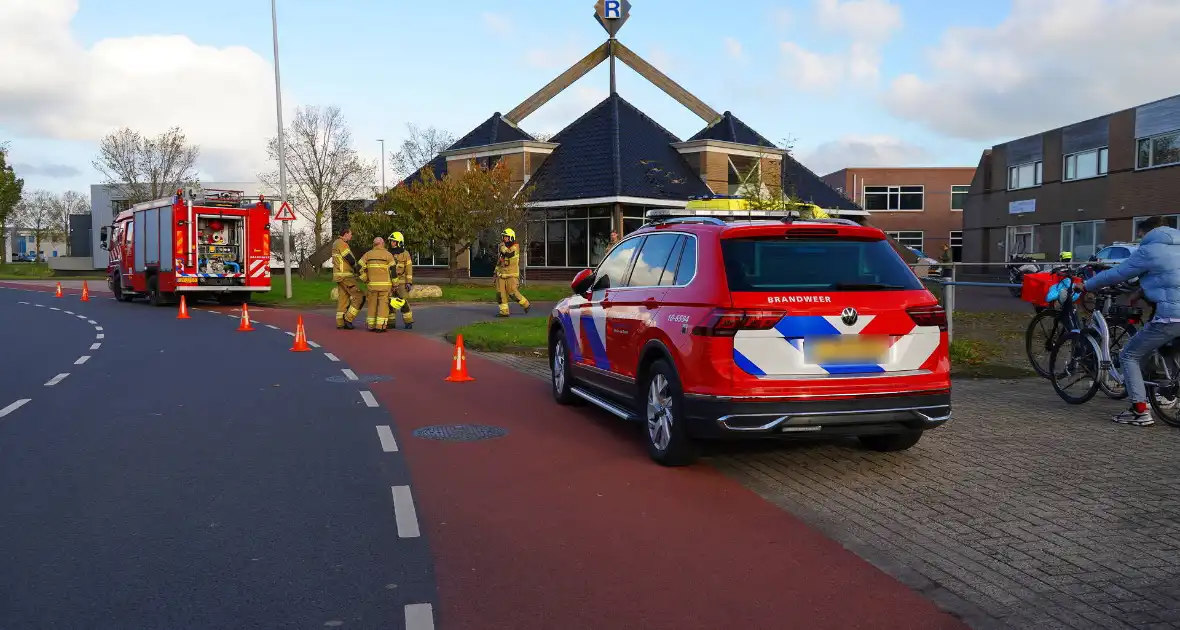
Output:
[0, 285, 436, 629]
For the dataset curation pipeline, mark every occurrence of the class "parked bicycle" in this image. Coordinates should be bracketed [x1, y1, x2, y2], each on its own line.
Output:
[1047, 282, 1180, 426]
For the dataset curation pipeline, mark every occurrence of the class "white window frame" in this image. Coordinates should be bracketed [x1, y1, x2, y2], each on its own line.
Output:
[1060, 220, 1106, 261]
[1063, 147, 1109, 181]
[1131, 214, 1180, 239]
[885, 230, 924, 251]
[950, 185, 969, 211]
[862, 185, 925, 212]
[1007, 161, 1043, 190]
[949, 230, 962, 262]
[1005, 224, 1036, 260]
[1136, 130, 1180, 170]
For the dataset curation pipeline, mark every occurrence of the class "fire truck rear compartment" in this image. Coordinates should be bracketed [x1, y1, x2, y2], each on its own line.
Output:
[196, 216, 244, 277]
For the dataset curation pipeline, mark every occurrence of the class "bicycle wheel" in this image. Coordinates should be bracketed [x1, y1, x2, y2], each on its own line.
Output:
[1048, 330, 1102, 405]
[1148, 350, 1180, 427]
[1098, 322, 1138, 400]
[1025, 308, 1061, 379]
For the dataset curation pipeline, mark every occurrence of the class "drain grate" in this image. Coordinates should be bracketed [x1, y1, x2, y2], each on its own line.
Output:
[412, 424, 507, 442]
[325, 374, 393, 383]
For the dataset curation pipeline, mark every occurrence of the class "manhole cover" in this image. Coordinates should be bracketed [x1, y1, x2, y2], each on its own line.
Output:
[412, 424, 507, 442]
[325, 374, 393, 383]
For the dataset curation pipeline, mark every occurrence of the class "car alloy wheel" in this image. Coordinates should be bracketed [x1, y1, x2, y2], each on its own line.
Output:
[646, 374, 673, 452]
[553, 338, 567, 393]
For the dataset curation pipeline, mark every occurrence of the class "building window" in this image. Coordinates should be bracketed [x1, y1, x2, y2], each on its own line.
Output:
[727, 156, 762, 196]
[1132, 215, 1180, 238]
[1006, 225, 1036, 258]
[622, 206, 651, 235]
[1137, 131, 1180, 170]
[1060, 220, 1106, 261]
[1064, 147, 1109, 181]
[885, 230, 924, 251]
[863, 186, 924, 211]
[950, 185, 969, 211]
[1008, 161, 1042, 190]
[526, 206, 613, 268]
[412, 242, 449, 267]
[949, 231, 962, 262]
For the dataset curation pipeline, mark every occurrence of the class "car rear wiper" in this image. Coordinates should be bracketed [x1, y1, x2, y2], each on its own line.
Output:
[831, 282, 907, 290]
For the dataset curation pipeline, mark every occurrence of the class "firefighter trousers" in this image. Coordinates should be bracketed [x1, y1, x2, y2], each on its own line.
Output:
[366, 289, 391, 330]
[335, 276, 363, 326]
[494, 276, 529, 316]
[390, 284, 413, 325]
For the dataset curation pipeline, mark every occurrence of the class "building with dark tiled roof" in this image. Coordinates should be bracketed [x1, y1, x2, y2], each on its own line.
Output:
[385, 26, 863, 279]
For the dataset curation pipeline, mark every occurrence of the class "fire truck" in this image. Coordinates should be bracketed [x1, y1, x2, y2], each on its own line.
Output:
[99, 188, 273, 306]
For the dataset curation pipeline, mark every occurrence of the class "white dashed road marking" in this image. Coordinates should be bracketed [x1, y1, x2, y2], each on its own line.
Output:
[50, 307, 59, 311]
[307, 341, 320, 348]
[376, 426, 399, 452]
[44, 373, 70, 387]
[266, 324, 280, 330]
[404, 603, 435, 630]
[341, 368, 358, 381]
[359, 391, 378, 408]
[94, 326, 103, 331]
[87, 319, 96, 324]
[90, 343, 101, 350]
[64, 310, 74, 315]
[323, 353, 339, 362]
[96, 334, 104, 340]
[74, 356, 90, 365]
[390, 486, 421, 538]
[0, 399, 31, 418]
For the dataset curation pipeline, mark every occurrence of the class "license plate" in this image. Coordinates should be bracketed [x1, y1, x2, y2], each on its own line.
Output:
[805, 336, 888, 364]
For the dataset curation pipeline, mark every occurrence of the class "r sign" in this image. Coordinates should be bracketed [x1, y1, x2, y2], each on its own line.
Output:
[604, 0, 621, 18]
[594, 0, 631, 35]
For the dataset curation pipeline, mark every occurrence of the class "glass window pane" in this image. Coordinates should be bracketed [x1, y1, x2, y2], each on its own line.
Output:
[589, 206, 612, 218]
[1018, 163, 1034, 188]
[527, 221, 546, 267]
[1076, 150, 1098, 179]
[623, 217, 644, 234]
[567, 219, 588, 268]
[950, 185, 968, 210]
[1098, 148, 1108, 174]
[1138, 139, 1152, 168]
[863, 191, 889, 210]
[565, 207, 589, 219]
[588, 218, 612, 266]
[1152, 132, 1180, 168]
[674, 237, 697, 285]
[1065, 155, 1077, 180]
[899, 190, 923, 210]
[1093, 221, 1105, 256]
[658, 237, 685, 286]
[628, 233, 680, 287]
[595, 237, 642, 289]
[546, 219, 567, 267]
[1034, 161, 1042, 185]
[1008, 167, 1017, 189]
[1060, 224, 1072, 252]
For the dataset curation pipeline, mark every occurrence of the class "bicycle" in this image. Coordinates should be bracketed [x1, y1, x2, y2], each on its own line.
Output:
[1047, 283, 1180, 427]
[1025, 266, 1138, 384]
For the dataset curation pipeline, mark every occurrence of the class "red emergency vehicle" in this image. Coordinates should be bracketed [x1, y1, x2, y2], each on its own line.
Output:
[99, 188, 273, 305]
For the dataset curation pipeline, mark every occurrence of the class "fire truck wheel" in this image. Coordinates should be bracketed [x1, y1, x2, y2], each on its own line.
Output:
[112, 274, 133, 302]
[148, 277, 167, 307]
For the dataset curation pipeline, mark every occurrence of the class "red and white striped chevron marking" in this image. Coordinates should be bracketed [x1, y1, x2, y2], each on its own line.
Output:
[249, 258, 270, 279]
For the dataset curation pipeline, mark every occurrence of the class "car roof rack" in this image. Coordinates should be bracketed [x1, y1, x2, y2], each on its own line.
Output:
[780, 216, 862, 227]
[646, 216, 728, 227]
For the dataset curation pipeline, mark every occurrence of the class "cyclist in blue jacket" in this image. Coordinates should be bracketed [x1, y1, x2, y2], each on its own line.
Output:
[1081, 215, 1180, 426]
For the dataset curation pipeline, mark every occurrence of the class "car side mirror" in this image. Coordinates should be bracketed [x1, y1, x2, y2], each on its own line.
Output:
[570, 268, 594, 297]
[99, 226, 109, 250]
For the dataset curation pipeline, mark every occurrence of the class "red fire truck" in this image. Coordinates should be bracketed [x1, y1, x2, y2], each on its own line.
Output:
[99, 188, 273, 306]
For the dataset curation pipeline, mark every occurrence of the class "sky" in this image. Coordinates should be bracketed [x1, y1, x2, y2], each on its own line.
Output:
[3, 0, 1180, 198]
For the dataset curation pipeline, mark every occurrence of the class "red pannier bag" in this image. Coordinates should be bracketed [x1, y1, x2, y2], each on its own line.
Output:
[1021, 271, 1065, 307]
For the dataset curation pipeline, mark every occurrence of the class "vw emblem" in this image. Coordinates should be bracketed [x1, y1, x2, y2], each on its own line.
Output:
[840, 307, 859, 326]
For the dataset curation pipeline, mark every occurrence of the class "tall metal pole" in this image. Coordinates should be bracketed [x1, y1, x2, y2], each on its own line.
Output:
[271, 0, 292, 299]
[378, 139, 385, 193]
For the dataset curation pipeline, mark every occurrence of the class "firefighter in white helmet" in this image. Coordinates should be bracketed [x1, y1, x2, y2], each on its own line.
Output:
[387, 231, 414, 329]
[494, 227, 529, 317]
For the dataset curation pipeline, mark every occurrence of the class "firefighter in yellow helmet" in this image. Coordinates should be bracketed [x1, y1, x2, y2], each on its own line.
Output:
[358, 236, 395, 332]
[387, 231, 414, 329]
[331, 227, 363, 330]
[494, 227, 529, 317]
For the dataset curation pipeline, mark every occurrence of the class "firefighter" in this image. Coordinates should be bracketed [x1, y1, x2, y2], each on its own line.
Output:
[494, 227, 530, 317]
[388, 231, 415, 330]
[331, 228, 364, 329]
[358, 236, 395, 332]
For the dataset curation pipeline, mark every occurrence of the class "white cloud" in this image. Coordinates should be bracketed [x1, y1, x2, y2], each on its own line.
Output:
[779, 0, 902, 93]
[883, 0, 1180, 140]
[0, 0, 282, 181]
[481, 12, 513, 37]
[724, 37, 744, 61]
[799, 135, 931, 175]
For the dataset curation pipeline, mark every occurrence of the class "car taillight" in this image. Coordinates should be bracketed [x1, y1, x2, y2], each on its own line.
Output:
[906, 304, 947, 331]
[691, 308, 784, 337]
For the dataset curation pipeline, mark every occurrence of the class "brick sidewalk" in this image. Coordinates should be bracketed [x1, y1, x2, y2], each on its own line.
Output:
[476, 351, 1180, 629]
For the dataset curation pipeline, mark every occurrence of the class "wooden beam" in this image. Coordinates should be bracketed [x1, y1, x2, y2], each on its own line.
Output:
[504, 42, 611, 124]
[612, 41, 720, 123]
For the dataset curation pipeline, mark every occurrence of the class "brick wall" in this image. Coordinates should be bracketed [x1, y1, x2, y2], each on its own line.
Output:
[825, 167, 973, 253]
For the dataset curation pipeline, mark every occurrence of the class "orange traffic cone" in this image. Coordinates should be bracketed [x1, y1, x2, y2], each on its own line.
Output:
[445, 334, 475, 382]
[54, 282, 63, 298]
[80, 281, 90, 302]
[177, 295, 191, 319]
[290, 316, 311, 352]
[237, 303, 254, 331]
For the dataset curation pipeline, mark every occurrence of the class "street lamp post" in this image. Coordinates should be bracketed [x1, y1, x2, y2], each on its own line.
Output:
[270, 0, 292, 299]
[378, 139, 386, 194]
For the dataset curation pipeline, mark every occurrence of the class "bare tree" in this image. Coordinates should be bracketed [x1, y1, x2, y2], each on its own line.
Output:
[388, 123, 455, 184]
[49, 191, 90, 256]
[531, 132, 555, 142]
[12, 190, 58, 259]
[92, 127, 200, 205]
[261, 105, 375, 249]
[0, 143, 25, 262]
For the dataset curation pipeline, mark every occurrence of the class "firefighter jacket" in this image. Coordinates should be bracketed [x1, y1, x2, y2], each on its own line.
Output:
[496, 242, 521, 278]
[358, 245, 395, 289]
[332, 238, 358, 281]
[391, 247, 414, 284]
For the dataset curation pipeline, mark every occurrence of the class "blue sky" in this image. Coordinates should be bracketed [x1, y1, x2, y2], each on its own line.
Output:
[3, 0, 1173, 196]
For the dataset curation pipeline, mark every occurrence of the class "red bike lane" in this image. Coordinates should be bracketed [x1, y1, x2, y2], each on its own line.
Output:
[177, 305, 970, 630]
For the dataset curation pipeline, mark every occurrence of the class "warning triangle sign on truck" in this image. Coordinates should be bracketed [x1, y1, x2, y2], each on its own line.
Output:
[274, 201, 296, 221]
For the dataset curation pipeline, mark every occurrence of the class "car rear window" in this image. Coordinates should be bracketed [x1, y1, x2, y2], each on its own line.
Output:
[720, 237, 925, 291]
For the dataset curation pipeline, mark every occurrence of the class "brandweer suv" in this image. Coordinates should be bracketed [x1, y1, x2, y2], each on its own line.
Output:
[547, 215, 952, 466]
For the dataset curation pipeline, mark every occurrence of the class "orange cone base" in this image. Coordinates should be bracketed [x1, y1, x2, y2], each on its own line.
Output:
[290, 316, 312, 352]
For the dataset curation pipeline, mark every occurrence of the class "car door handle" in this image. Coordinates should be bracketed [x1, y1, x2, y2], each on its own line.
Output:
[643, 298, 659, 309]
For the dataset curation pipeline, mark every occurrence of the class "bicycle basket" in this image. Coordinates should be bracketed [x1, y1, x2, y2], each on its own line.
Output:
[1022, 272, 1067, 307]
